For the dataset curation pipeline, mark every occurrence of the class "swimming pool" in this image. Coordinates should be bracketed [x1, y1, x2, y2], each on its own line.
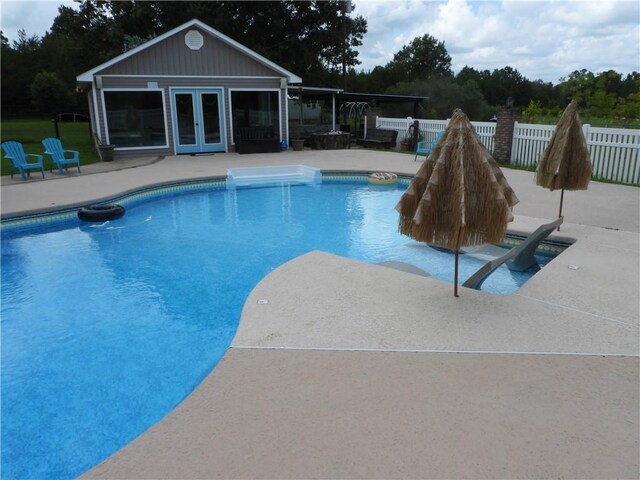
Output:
[0, 177, 560, 479]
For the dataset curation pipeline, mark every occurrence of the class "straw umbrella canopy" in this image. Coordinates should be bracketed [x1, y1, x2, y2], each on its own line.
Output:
[396, 109, 519, 297]
[536, 100, 592, 222]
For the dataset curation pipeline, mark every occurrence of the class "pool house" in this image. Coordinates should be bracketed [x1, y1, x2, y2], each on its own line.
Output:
[76, 19, 302, 159]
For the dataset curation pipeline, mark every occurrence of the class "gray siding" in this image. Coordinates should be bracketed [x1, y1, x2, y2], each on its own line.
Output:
[100, 26, 278, 78]
[95, 76, 286, 155]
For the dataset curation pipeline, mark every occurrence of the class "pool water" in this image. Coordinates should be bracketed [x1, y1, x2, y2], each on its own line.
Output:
[1, 181, 554, 479]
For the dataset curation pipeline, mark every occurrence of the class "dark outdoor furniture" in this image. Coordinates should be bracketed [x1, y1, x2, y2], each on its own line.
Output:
[311, 132, 351, 150]
[235, 126, 280, 154]
[357, 128, 398, 148]
[289, 124, 332, 146]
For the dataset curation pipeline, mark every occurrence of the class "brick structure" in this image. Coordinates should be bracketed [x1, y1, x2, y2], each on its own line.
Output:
[366, 107, 382, 130]
[493, 109, 522, 164]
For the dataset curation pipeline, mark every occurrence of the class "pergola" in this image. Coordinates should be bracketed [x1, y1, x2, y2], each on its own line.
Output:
[289, 86, 427, 130]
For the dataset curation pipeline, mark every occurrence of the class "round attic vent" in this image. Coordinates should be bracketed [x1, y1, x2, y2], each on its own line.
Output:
[185, 30, 204, 50]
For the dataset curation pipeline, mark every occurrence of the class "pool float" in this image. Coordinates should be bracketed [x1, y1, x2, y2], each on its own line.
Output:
[368, 172, 398, 185]
[77, 204, 125, 222]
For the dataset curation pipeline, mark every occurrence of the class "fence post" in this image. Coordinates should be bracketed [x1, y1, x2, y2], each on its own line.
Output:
[368, 109, 381, 129]
[52, 116, 60, 139]
[493, 108, 521, 164]
[582, 123, 591, 142]
[510, 121, 519, 164]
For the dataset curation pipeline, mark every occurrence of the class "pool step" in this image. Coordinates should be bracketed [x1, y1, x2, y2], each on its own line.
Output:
[226, 165, 322, 189]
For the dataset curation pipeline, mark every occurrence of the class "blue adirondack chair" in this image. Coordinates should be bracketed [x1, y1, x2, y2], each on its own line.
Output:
[1, 141, 46, 180]
[414, 130, 445, 161]
[42, 137, 81, 174]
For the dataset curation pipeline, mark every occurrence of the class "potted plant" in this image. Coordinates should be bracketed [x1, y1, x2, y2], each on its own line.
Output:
[290, 138, 305, 151]
[94, 134, 115, 161]
[400, 136, 413, 151]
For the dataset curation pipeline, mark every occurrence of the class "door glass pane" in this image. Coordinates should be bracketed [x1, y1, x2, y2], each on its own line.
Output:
[201, 93, 221, 144]
[175, 94, 196, 145]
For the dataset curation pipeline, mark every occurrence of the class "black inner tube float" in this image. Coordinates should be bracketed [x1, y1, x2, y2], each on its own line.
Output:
[77, 204, 125, 222]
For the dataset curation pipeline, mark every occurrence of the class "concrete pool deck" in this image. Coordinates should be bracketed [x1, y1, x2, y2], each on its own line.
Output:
[2, 149, 639, 478]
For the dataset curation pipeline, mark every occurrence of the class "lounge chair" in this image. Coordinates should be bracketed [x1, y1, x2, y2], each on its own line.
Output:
[414, 130, 444, 161]
[1, 141, 46, 180]
[42, 137, 81, 174]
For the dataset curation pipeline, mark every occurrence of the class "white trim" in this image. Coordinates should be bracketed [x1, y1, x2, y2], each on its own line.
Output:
[97, 74, 283, 80]
[87, 91, 96, 136]
[102, 87, 168, 92]
[77, 19, 302, 83]
[91, 81, 101, 141]
[332, 96, 336, 131]
[113, 146, 169, 152]
[101, 88, 170, 150]
[99, 84, 108, 146]
[226, 87, 282, 90]
[284, 87, 290, 144]
[227, 88, 283, 146]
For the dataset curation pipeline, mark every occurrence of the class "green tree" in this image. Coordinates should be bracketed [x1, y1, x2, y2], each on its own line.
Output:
[522, 99, 543, 123]
[557, 69, 596, 107]
[100, 0, 368, 85]
[387, 78, 491, 120]
[385, 34, 452, 83]
[620, 72, 640, 97]
[1, 30, 46, 117]
[456, 65, 547, 109]
[614, 92, 640, 123]
[30, 71, 73, 116]
[484, 66, 527, 107]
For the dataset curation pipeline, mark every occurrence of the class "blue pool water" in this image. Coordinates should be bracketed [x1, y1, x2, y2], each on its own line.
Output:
[1, 180, 554, 479]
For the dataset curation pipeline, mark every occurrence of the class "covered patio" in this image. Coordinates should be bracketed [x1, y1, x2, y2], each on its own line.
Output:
[288, 86, 426, 142]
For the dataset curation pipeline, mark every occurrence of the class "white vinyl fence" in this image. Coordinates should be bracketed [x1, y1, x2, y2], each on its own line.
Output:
[376, 116, 496, 153]
[376, 116, 640, 184]
[512, 122, 640, 184]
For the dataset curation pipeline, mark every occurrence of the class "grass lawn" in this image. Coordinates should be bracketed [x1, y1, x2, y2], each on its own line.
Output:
[1, 119, 100, 176]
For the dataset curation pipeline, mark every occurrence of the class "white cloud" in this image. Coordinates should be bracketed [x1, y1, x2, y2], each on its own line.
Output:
[0, 0, 638, 84]
[354, 0, 640, 83]
[0, 0, 74, 43]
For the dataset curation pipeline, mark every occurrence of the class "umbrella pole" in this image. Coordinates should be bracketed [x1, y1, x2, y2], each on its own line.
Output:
[558, 188, 565, 231]
[454, 250, 459, 297]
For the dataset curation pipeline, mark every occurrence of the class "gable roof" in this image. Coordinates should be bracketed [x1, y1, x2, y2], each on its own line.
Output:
[76, 19, 302, 84]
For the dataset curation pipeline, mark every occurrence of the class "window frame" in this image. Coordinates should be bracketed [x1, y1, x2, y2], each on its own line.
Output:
[228, 88, 282, 146]
[101, 88, 169, 150]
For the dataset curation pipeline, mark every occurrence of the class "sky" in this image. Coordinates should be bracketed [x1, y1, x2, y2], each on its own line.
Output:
[1, 0, 639, 84]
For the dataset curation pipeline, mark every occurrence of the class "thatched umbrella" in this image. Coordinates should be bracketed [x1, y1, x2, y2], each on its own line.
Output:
[396, 109, 519, 297]
[536, 100, 592, 224]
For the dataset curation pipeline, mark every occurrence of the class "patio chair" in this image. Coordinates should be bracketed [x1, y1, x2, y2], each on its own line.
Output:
[414, 130, 445, 161]
[1, 141, 46, 180]
[42, 137, 81, 174]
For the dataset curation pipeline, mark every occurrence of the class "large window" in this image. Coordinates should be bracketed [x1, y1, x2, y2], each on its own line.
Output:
[231, 91, 279, 141]
[104, 91, 167, 148]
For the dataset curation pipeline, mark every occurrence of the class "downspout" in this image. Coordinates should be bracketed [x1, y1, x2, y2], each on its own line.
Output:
[91, 76, 102, 145]
[298, 86, 303, 126]
[332, 94, 336, 131]
[281, 77, 289, 144]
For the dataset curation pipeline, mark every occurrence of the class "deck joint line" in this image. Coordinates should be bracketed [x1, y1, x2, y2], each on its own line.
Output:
[230, 345, 639, 357]
[514, 293, 639, 330]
